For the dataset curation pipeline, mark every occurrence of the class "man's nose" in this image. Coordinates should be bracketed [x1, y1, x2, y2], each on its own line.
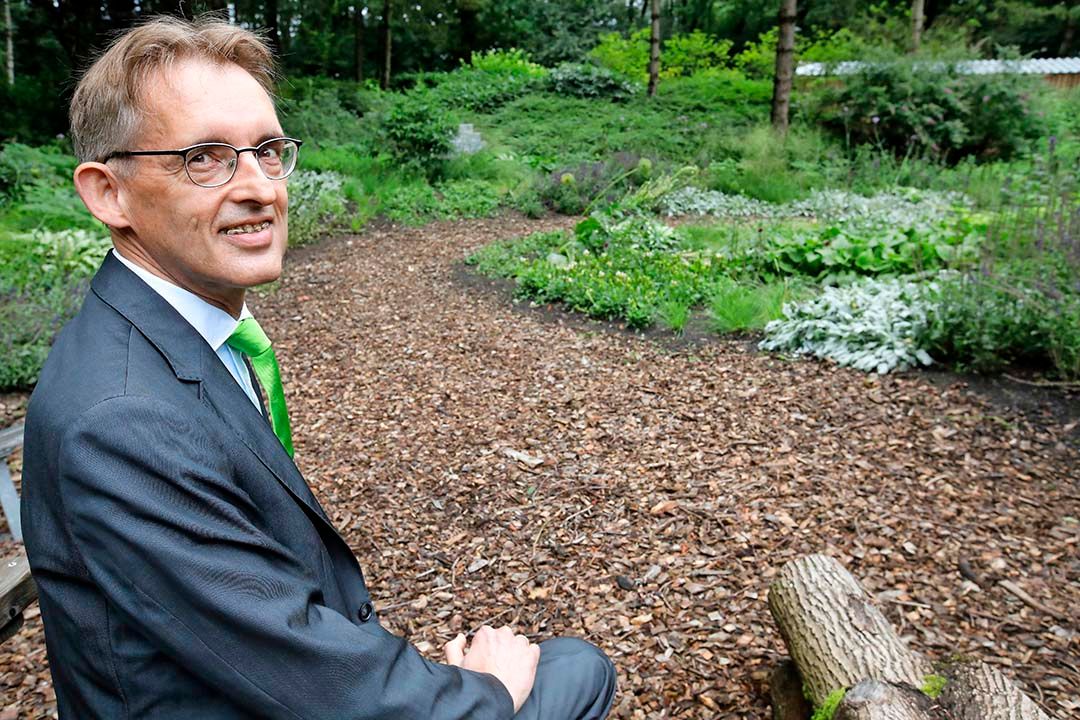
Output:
[228, 151, 278, 205]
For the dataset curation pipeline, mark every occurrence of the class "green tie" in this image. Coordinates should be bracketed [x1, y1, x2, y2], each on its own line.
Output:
[226, 317, 294, 457]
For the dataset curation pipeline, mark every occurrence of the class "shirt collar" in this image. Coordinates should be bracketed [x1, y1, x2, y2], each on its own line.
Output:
[111, 248, 253, 352]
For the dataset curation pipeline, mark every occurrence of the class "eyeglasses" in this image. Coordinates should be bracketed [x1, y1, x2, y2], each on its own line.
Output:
[104, 137, 302, 188]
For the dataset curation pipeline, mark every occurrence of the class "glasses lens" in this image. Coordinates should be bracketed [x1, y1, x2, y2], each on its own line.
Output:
[184, 144, 237, 187]
[257, 139, 299, 180]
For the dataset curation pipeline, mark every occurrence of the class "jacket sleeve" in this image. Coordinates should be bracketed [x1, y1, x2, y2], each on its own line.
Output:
[57, 394, 515, 720]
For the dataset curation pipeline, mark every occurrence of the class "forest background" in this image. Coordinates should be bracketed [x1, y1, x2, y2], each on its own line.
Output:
[1, 0, 1079, 390]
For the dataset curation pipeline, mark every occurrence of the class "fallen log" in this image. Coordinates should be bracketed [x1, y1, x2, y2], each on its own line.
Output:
[939, 662, 1052, 720]
[834, 680, 939, 720]
[768, 555, 1057, 719]
[767, 554, 932, 707]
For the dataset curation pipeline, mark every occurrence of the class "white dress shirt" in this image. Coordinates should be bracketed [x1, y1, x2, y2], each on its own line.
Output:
[111, 248, 263, 413]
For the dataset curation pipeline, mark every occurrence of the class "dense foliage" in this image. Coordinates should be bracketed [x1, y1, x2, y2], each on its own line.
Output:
[1, 2, 1078, 387]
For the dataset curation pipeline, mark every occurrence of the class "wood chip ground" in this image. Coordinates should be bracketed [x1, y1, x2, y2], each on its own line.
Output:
[1, 216, 1077, 717]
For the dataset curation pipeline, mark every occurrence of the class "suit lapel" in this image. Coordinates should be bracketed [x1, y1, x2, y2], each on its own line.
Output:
[91, 252, 342, 539]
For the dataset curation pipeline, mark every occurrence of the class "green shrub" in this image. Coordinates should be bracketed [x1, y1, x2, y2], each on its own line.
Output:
[423, 68, 546, 113]
[663, 31, 734, 78]
[590, 29, 733, 83]
[381, 178, 505, 225]
[926, 265, 1080, 378]
[278, 87, 379, 150]
[465, 48, 548, 78]
[0, 229, 112, 389]
[589, 29, 651, 82]
[538, 154, 645, 214]
[384, 90, 456, 176]
[707, 278, 791, 333]
[811, 54, 1047, 162]
[287, 170, 352, 246]
[0, 142, 78, 199]
[547, 63, 640, 101]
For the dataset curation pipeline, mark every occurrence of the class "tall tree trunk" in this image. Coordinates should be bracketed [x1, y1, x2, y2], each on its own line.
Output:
[458, 0, 478, 64]
[911, 0, 925, 53]
[1061, 3, 1077, 56]
[770, 0, 796, 134]
[380, 0, 392, 90]
[647, 0, 660, 97]
[264, 0, 280, 52]
[354, 2, 365, 82]
[3, 0, 13, 86]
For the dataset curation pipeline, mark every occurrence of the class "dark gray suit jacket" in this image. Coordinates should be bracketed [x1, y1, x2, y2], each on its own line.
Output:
[21, 252, 514, 719]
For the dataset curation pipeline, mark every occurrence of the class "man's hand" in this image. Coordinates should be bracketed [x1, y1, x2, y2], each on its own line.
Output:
[444, 625, 540, 712]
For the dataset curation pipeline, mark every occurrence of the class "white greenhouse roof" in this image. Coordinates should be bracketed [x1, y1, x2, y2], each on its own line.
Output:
[796, 57, 1080, 77]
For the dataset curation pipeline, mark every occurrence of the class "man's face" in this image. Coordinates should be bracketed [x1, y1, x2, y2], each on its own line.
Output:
[116, 58, 289, 305]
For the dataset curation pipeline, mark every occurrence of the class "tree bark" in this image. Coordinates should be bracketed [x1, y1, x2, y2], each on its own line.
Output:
[835, 680, 938, 720]
[1061, 3, 1077, 57]
[770, 0, 797, 134]
[939, 663, 1052, 720]
[354, 2, 366, 82]
[911, 0, 925, 53]
[647, 0, 660, 97]
[767, 555, 933, 708]
[380, 0, 392, 90]
[770, 659, 812, 720]
[3, 0, 13, 86]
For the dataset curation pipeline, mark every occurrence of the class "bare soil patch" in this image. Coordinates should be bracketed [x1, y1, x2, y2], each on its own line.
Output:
[2, 215, 1077, 718]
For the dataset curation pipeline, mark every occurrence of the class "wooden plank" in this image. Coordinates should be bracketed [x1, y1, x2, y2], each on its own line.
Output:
[0, 422, 23, 459]
[0, 461, 20, 541]
[0, 551, 36, 643]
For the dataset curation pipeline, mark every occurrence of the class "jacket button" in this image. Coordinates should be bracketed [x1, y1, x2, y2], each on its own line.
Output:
[357, 602, 374, 622]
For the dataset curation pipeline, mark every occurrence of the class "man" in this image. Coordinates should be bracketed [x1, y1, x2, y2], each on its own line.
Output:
[20, 16, 615, 719]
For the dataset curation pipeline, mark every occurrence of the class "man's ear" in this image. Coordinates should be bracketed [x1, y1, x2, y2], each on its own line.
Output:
[73, 162, 132, 230]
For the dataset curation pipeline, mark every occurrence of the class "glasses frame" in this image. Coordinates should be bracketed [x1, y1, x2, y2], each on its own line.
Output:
[103, 137, 303, 188]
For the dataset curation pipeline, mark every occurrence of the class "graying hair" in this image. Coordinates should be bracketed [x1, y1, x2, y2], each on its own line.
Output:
[69, 15, 277, 164]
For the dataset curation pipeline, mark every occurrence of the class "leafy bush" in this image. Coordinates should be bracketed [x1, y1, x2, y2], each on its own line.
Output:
[465, 48, 547, 78]
[0, 142, 77, 200]
[287, 170, 351, 246]
[590, 29, 733, 82]
[761, 277, 937, 374]
[538, 154, 645, 214]
[279, 88, 378, 150]
[422, 68, 546, 113]
[811, 55, 1047, 162]
[589, 29, 651, 82]
[384, 90, 456, 176]
[926, 266, 1080, 378]
[663, 31, 734, 78]
[0, 229, 111, 389]
[547, 63, 640, 102]
[381, 179, 505, 225]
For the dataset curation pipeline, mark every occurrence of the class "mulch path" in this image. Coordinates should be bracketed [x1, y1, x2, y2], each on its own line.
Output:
[2, 214, 1078, 718]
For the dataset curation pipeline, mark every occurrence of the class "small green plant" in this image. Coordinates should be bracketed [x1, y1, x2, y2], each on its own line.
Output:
[810, 688, 847, 720]
[656, 299, 690, 333]
[921, 674, 947, 699]
[707, 278, 790, 333]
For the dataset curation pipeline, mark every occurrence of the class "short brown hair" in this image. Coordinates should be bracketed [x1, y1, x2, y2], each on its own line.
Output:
[69, 15, 277, 163]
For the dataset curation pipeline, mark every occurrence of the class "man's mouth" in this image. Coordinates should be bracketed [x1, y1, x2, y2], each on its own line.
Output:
[221, 220, 271, 235]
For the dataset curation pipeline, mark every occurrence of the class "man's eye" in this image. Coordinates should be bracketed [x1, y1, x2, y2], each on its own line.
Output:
[188, 152, 212, 166]
[259, 146, 281, 160]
